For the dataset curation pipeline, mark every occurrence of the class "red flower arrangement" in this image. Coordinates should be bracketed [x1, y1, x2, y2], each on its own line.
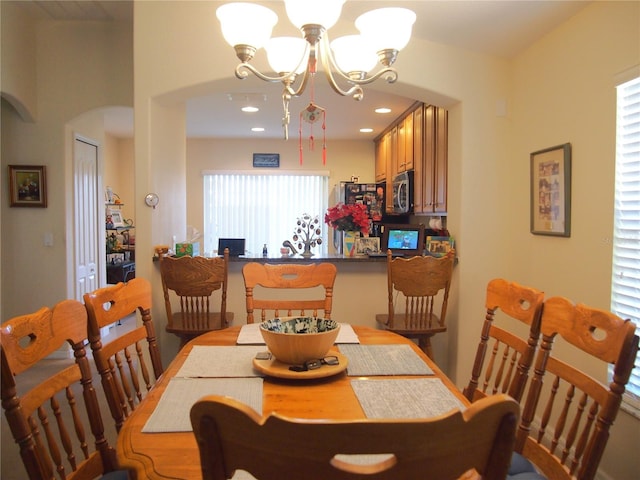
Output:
[324, 203, 370, 234]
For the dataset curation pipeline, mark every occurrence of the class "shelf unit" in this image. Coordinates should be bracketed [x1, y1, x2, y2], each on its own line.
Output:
[106, 203, 135, 283]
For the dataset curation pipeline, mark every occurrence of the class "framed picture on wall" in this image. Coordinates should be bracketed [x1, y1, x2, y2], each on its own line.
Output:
[253, 153, 280, 168]
[8, 165, 47, 207]
[530, 143, 572, 237]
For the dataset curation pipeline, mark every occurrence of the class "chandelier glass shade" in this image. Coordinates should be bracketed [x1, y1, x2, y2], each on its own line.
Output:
[215, 1, 416, 139]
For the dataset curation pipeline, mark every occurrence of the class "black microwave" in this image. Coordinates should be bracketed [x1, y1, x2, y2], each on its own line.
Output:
[392, 171, 413, 214]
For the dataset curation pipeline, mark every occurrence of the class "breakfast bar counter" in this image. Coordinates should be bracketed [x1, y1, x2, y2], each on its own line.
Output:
[225, 253, 388, 263]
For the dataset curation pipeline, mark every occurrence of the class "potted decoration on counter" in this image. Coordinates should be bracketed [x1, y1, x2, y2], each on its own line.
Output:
[292, 213, 323, 258]
[324, 203, 370, 257]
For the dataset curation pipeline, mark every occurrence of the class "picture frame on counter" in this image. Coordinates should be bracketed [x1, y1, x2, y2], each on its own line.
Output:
[530, 143, 571, 237]
[8, 165, 47, 208]
[355, 237, 380, 256]
[426, 236, 455, 257]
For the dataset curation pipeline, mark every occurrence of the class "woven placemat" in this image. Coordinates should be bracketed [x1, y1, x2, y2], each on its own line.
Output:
[142, 377, 263, 432]
[340, 344, 433, 376]
[351, 378, 466, 419]
[176, 345, 266, 378]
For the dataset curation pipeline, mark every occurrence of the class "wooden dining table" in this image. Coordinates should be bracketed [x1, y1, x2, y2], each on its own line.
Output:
[116, 325, 470, 479]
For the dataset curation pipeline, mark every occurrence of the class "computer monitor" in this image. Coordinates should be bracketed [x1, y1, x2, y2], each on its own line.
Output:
[218, 238, 245, 256]
[380, 224, 425, 257]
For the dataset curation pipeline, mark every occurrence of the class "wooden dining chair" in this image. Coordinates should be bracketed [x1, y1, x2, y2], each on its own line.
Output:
[0, 299, 125, 480]
[159, 250, 234, 347]
[513, 296, 639, 480]
[242, 262, 337, 323]
[375, 250, 455, 359]
[190, 393, 519, 480]
[463, 278, 545, 403]
[84, 277, 164, 433]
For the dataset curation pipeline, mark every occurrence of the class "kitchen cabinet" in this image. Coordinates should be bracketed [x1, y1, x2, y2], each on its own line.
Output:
[374, 101, 447, 215]
[397, 112, 414, 172]
[414, 105, 448, 214]
[375, 133, 388, 182]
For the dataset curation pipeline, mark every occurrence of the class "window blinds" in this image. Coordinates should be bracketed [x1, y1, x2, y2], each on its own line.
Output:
[612, 76, 640, 415]
[203, 172, 329, 258]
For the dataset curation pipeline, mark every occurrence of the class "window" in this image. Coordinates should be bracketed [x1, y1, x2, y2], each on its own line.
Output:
[203, 171, 329, 257]
[611, 75, 640, 416]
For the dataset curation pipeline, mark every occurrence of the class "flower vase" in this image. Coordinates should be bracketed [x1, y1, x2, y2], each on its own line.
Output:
[342, 231, 359, 257]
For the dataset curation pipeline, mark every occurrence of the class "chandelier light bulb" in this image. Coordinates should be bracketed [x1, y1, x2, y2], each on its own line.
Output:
[330, 35, 378, 75]
[356, 7, 416, 53]
[216, 3, 278, 50]
[284, 0, 346, 31]
[266, 37, 308, 75]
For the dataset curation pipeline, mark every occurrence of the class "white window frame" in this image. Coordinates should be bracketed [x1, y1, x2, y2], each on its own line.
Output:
[611, 74, 640, 417]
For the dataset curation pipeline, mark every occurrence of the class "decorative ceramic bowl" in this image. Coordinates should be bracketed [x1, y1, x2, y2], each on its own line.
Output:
[259, 317, 340, 365]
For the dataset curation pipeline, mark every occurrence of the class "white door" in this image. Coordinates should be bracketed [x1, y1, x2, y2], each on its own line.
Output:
[73, 136, 101, 300]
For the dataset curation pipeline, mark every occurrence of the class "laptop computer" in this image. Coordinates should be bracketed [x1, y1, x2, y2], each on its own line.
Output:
[218, 238, 245, 257]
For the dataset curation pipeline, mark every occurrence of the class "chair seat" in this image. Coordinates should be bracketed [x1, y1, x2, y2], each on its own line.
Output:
[507, 453, 546, 480]
[166, 312, 234, 336]
[376, 313, 447, 334]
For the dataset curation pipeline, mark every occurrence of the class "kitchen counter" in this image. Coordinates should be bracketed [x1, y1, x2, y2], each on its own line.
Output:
[226, 254, 387, 263]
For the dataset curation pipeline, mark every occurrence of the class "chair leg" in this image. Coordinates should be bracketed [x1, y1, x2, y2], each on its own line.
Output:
[418, 337, 434, 360]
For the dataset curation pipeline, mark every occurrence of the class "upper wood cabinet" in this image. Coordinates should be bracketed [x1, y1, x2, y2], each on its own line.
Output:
[414, 105, 448, 214]
[374, 101, 448, 214]
[375, 133, 388, 182]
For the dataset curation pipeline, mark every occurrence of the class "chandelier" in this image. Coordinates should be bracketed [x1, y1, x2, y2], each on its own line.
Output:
[216, 1, 416, 139]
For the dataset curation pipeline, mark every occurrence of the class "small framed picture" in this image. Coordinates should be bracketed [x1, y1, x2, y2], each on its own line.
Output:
[110, 211, 125, 227]
[426, 236, 455, 257]
[253, 153, 280, 168]
[8, 165, 47, 207]
[530, 143, 571, 237]
[355, 237, 380, 256]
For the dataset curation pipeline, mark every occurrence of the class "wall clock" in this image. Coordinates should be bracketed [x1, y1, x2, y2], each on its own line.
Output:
[145, 193, 159, 209]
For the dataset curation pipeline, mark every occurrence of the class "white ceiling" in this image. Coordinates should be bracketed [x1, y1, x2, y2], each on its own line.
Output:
[18, 0, 591, 140]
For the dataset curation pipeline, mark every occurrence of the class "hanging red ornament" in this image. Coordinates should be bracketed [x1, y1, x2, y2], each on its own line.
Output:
[299, 102, 326, 165]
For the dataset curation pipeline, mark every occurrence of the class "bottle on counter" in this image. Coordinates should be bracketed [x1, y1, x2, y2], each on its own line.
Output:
[262, 244, 268, 257]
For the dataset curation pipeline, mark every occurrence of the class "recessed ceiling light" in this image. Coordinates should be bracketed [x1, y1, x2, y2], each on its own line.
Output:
[251, 127, 265, 132]
[360, 128, 373, 133]
[242, 106, 259, 113]
[375, 107, 391, 114]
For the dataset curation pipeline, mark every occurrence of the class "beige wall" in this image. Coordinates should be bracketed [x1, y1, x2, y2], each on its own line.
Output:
[2, 1, 639, 478]
[1, 2, 133, 314]
[508, 3, 640, 478]
[186, 138, 375, 240]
